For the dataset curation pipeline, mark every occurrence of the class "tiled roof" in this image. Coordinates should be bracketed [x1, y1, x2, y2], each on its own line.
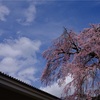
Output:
[0, 71, 61, 100]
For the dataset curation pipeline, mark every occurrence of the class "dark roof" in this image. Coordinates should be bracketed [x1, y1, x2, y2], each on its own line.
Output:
[0, 71, 61, 100]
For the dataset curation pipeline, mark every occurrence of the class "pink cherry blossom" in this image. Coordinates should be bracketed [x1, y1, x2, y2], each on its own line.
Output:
[41, 24, 100, 100]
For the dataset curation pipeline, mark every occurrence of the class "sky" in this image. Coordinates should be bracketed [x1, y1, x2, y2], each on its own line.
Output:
[0, 0, 100, 98]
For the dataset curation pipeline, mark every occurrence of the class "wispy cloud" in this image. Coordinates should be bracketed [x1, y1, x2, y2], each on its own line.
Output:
[0, 4, 10, 21]
[27, 0, 48, 5]
[17, 3, 36, 25]
[0, 37, 41, 84]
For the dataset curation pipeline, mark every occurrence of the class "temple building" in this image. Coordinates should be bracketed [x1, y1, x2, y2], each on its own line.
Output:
[0, 71, 60, 100]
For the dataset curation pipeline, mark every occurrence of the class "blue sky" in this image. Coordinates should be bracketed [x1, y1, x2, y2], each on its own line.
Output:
[0, 0, 100, 97]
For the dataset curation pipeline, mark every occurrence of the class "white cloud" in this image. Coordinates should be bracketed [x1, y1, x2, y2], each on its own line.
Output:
[0, 4, 10, 21]
[40, 76, 72, 97]
[25, 4, 36, 23]
[40, 82, 63, 97]
[16, 67, 37, 84]
[17, 4, 36, 25]
[0, 37, 41, 84]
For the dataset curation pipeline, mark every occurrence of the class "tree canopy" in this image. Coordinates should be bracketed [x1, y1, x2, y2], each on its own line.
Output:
[41, 24, 100, 100]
